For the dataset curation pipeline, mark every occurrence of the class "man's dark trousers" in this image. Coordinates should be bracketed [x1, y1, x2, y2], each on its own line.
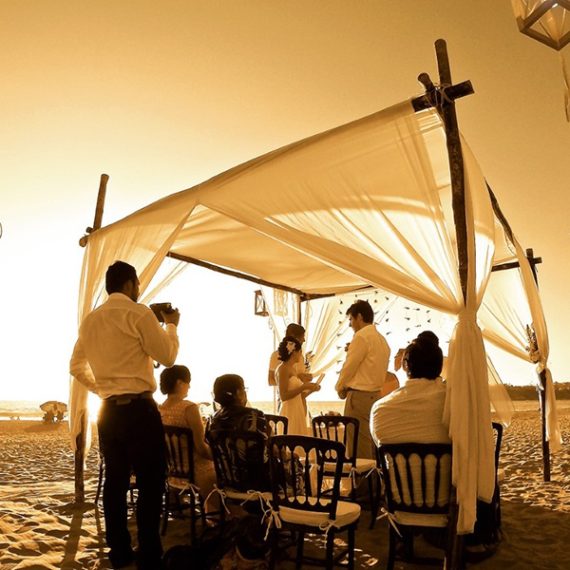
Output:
[98, 397, 166, 569]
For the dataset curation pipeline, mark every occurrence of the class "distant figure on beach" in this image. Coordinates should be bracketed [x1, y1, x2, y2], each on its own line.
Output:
[70, 260, 180, 570]
[158, 365, 216, 501]
[276, 336, 321, 435]
[335, 300, 390, 459]
[371, 334, 449, 445]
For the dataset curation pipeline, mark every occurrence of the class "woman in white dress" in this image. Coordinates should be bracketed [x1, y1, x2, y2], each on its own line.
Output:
[276, 336, 321, 435]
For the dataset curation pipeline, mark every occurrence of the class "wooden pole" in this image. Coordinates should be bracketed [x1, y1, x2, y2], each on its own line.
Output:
[526, 247, 551, 482]
[75, 174, 110, 503]
[74, 412, 87, 503]
[79, 173, 109, 247]
[434, 39, 469, 303]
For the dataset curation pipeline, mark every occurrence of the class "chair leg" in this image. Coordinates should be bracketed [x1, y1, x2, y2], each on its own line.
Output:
[268, 527, 278, 570]
[347, 525, 355, 570]
[295, 530, 304, 569]
[325, 529, 335, 570]
[161, 490, 169, 536]
[368, 472, 377, 529]
[95, 463, 103, 504]
[387, 526, 397, 570]
[189, 492, 197, 544]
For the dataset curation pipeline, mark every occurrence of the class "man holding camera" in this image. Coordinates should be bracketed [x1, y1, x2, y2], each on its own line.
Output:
[70, 261, 180, 570]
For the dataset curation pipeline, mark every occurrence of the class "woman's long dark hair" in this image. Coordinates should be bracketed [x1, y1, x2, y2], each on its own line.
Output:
[277, 336, 302, 362]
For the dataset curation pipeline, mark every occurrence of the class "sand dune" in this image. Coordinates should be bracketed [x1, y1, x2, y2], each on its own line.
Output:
[0, 403, 568, 569]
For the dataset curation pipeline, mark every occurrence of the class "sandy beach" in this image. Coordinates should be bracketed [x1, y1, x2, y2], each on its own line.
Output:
[0, 402, 568, 569]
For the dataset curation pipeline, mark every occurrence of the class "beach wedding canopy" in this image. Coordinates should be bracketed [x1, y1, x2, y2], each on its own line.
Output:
[71, 42, 560, 534]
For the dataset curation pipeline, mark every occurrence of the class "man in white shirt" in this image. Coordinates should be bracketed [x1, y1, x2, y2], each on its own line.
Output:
[335, 300, 390, 459]
[371, 335, 450, 446]
[70, 261, 180, 570]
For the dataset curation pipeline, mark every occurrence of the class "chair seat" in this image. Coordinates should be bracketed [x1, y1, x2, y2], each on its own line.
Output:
[224, 489, 272, 502]
[279, 496, 361, 528]
[393, 510, 448, 528]
[353, 458, 376, 473]
[323, 457, 376, 475]
[168, 476, 198, 491]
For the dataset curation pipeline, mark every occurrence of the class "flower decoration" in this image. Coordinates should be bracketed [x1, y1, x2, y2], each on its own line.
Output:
[525, 324, 542, 364]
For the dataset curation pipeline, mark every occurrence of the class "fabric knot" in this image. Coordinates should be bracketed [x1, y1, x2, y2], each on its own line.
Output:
[376, 507, 402, 537]
[204, 485, 230, 514]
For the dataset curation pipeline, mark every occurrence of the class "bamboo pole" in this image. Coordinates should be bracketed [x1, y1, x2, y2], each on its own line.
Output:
[79, 174, 109, 247]
[525, 247, 551, 482]
[75, 174, 109, 503]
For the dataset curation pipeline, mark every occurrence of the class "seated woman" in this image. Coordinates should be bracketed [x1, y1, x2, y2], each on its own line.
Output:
[159, 365, 216, 499]
[276, 336, 321, 435]
[205, 374, 271, 489]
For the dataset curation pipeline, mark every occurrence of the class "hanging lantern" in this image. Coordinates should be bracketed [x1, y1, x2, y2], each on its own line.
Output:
[512, 1, 570, 119]
[254, 290, 268, 317]
[512, 1, 570, 50]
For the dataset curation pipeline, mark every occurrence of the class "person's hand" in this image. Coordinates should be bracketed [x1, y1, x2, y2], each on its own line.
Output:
[162, 308, 180, 326]
[304, 383, 320, 393]
[337, 388, 347, 400]
[299, 372, 313, 383]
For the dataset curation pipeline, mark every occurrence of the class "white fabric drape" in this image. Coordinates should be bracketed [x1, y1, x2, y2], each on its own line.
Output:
[71, 101, 503, 531]
[69, 209, 194, 449]
[479, 235, 562, 451]
[302, 291, 395, 380]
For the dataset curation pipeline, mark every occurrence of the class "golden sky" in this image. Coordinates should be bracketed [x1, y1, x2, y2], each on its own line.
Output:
[1, 1, 569, 402]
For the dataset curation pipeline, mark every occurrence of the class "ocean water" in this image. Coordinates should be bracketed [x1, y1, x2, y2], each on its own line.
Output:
[1, 398, 564, 421]
[0, 399, 345, 420]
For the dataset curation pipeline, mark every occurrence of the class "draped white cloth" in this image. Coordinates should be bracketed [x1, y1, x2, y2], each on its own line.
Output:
[71, 99, 551, 532]
[480, 239, 562, 451]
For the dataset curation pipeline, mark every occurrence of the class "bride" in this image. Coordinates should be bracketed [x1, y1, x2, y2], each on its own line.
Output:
[276, 335, 321, 435]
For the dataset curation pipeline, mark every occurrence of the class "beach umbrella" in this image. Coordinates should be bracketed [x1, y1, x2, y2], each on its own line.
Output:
[40, 401, 68, 415]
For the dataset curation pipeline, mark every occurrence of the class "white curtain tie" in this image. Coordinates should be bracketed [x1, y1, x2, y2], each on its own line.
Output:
[376, 507, 402, 537]
[204, 485, 230, 514]
[239, 490, 282, 542]
[179, 482, 201, 500]
[318, 519, 338, 537]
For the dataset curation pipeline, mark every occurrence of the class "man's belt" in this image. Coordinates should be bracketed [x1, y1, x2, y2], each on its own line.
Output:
[346, 387, 382, 394]
[104, 391, 154, 405]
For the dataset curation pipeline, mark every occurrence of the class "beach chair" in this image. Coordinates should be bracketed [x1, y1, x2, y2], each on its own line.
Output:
[162, 425, 206, 543]
[266, 413, 289, 435]
[377, 442, 457, 570]
[268, 435, 360, 570]
[312, 415, 380, 528]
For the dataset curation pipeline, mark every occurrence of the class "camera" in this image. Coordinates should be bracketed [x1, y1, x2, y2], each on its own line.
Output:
[149, 302, 175, 323]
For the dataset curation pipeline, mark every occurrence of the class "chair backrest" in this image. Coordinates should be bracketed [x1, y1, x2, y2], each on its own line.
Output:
[269, 435, 345, 520]
[312, 415, 359, 466]
[378, 443, 452, 516]
[266, 413, 289, 435]
[164, 425, 196, 483]
[207, 429, 269, 492]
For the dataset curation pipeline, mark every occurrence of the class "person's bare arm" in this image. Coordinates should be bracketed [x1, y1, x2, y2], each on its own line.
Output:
[184, 404, 212, 460]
